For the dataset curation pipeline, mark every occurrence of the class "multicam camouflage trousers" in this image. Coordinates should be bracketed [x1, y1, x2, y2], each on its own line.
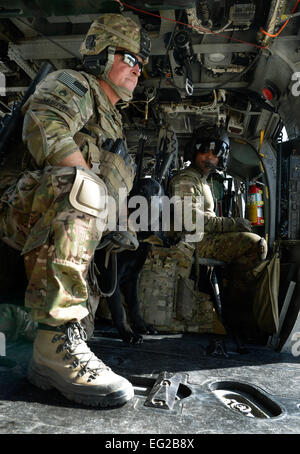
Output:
[197, 232, 268, 272]
[0, 166, 103, 326]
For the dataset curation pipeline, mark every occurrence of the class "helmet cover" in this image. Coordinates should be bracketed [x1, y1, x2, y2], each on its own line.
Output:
[80, 14, 151, 63]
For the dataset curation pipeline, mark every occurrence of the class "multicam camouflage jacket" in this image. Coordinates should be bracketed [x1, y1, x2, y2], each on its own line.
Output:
[168, 165, 224, 233]
[0, 69, 135, 203]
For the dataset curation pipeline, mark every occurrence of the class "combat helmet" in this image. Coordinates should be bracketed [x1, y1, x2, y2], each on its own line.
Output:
[80, 14, 150, 78]
[185, 123, 230, 171]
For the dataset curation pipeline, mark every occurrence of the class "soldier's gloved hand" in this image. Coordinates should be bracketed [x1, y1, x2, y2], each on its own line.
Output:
[222, 217, 252, 233]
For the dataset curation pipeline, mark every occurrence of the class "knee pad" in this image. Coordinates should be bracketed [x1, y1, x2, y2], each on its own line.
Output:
[69, 167, 108, 218]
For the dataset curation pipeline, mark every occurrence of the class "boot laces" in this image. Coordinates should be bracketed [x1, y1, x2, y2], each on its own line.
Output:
[52, 322, 109, 381]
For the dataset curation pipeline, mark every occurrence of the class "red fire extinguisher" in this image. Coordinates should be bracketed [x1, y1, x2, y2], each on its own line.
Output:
[247, 183, 264, 226]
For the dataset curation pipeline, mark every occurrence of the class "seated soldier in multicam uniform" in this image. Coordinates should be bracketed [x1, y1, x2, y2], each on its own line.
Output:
[0, 14, 150, 408]
[168, 124, 268, 276]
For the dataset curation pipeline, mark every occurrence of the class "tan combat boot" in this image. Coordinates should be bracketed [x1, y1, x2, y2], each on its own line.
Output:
[27, 322, 134, 407]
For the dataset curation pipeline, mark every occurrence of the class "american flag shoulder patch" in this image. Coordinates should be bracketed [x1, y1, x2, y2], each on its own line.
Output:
[57, 72, 88, 97]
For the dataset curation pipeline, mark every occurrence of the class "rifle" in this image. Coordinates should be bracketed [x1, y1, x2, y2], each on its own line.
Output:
[0, 62, 54, 166]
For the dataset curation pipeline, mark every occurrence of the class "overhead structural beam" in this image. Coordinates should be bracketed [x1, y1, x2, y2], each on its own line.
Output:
[192, 43, 258, 54]
[8, 43, 37, 79]
[9, 36, 259, 62]
[10, 36, 84, 60]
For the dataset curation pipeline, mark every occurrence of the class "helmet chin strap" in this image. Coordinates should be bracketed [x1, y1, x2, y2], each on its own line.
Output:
[101, 77, 133, 102]
[99, 46, 133, 102]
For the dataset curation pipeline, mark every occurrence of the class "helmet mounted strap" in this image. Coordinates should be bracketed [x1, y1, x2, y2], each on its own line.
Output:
[100, 46, 133, 102]
[83, 46, 133, 102]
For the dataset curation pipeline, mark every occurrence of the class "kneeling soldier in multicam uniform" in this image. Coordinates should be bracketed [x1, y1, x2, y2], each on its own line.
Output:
[169, 124, 267, 276]
[0, 14, 150, 407]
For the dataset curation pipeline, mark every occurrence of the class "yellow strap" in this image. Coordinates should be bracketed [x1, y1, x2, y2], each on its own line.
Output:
[259, 130, 265, 157]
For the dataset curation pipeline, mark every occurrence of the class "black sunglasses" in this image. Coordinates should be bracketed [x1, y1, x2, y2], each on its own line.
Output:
[195, 140, 228, 157]
[115, 50, 143, 72]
